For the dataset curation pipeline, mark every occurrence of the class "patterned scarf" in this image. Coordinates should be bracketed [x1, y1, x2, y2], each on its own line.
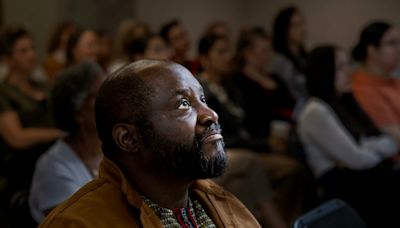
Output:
[142, 195, 216, 228]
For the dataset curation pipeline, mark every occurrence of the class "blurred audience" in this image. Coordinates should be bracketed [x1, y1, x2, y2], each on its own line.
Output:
[42, 21, 77, 82]
[126, 34, 173, 62]
[160, 19, 201, 74]
[109, 19, 151, 73]
[204, 21, 232, 38]
[271, 6, 308, 103]
[299, 45, 400, 228]
[0, 26, 64, 227]
[66, 28, 99, 67]
[96, 30, 113, 72]
[30, 61, 104, 223]
[352, 21, 400, 144]
[234, 27, 295, 150]
[0, 8, 399, 227]
[198, 33, 288, 228]
[198, 33, 312, 225]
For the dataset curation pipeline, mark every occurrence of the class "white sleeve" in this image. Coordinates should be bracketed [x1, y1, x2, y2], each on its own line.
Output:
[301, 102, 382, 170]
[360, 135, 398, 158]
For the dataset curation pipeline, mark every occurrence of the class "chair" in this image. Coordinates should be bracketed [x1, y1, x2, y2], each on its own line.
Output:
[292, 198, 366, 228]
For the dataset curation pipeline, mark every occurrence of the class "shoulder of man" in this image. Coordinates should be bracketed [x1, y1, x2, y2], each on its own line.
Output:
[39, 178, 141, 228]
[191, 179, 261, 228]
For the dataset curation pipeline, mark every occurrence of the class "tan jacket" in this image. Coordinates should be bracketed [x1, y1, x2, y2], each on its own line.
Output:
[40, 158, 261, 227]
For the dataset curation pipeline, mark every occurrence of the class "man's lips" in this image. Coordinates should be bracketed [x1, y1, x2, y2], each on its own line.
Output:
[202, 131, 223, 144]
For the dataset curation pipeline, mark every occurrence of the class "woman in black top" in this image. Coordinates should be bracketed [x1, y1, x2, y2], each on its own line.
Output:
[234, 27, 295, 146]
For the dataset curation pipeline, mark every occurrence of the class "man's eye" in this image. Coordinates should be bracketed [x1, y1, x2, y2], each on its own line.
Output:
[177, 99, 191, 109]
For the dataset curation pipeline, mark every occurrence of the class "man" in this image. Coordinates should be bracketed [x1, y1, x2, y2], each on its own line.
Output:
[40, 60, 260, 227]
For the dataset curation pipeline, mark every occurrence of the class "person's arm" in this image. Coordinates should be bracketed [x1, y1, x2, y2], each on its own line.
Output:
[301, 101, 382, 170]
[380, 125, 400, 145]
[353, 86, 400, 144]
[260, 201, 289, 228]
[360, 135, 398, 158]
[0, 111, 63, 150]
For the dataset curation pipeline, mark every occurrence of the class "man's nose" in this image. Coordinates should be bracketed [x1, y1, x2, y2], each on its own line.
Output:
[198, 104, 219, 127]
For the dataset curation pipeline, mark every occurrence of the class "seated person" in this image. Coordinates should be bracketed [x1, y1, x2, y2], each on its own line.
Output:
[40, 60, 260, 227]
[198, 32, 306, 226]
[65, 28, 99, 67]
[233, 27, 295, 150]
[298, 45, 400, 228]
[271, 6, 308, 101]
[126, 33, 173, 61]
[0, 26, 63, 227]
[351, 21, 400, 144]
[42, 21, 77, 82]
[160, 20, 201, 74]
[29, 61, 104, 223]
[108, 19, 151, 73]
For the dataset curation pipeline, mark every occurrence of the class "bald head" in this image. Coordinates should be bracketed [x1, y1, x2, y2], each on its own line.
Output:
[95, 60, 188, 156]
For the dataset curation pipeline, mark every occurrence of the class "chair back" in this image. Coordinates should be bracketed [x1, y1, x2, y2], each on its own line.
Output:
[292, 198, 366, 228]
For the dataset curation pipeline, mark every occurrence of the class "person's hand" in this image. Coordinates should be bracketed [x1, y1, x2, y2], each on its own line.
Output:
[267, 135, 288, 154]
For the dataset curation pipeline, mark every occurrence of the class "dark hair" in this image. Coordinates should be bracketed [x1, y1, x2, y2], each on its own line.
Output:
[305, 46, 336, 103]
[95, 60, 164, 157]
[47, 21, 76, 54]
[95, 29, 108, 39]
[198, 33, 228, 56]
[126, 33, 160, 61]
[272, 6, 306, 69]
[66, 28, 96, 66]
[235, 27, 269, 69]
[352, 22, 391, 62]
[306, 45, 382, 140]
[204, 21, 229, 36]
[66, 28, 84, 66]
[114, 19, 151, 60]
[127, 37, 147, 59]
[52, 61, 103, 134]
[126, 33, 153, 60]
[273, 6, 298, 53]
[0, 26, 31, 56]
[160, 19, 180, 44]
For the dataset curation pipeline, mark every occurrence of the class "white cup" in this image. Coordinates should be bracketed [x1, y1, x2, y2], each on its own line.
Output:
[270, 120, 291, 139]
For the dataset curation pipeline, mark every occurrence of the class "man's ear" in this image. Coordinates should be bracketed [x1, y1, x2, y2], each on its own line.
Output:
[112, 123, 139, 153]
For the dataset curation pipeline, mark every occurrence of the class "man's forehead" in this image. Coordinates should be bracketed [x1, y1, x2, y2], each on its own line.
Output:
[144, 64, 202, 93]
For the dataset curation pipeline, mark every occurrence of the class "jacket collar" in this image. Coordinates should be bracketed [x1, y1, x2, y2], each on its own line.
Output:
[98, 158, 227, 207]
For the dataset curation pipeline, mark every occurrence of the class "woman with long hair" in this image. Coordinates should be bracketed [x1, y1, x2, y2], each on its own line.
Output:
[271, 6, 308, 101]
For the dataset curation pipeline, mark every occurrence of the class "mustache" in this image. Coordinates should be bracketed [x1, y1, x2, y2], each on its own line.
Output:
[200, 123, 222, 142]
